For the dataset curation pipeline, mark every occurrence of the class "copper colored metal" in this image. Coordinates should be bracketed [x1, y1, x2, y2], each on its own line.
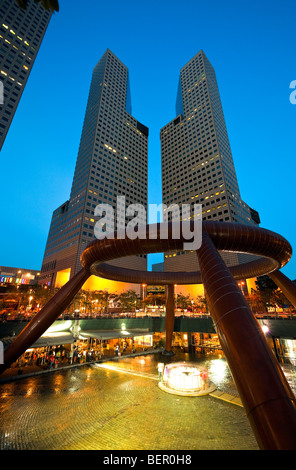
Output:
[82, 221, 292, 282]
[1, 221, 296, 449]
[269, 269, 296, 308]
[197, 232, 296, 450]
[0, 268, 90, 375]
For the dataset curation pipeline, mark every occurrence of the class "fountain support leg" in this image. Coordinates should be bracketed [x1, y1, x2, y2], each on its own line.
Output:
[163, 284, 175, 356]
[269, 269, 296, 308]
[196, 232, 296, 450]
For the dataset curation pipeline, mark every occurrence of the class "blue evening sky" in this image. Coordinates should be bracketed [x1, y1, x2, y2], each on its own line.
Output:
[0, 0, 295, 279]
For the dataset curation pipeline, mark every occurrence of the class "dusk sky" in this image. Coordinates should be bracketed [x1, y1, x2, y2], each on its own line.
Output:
[0, 0, 295, 279]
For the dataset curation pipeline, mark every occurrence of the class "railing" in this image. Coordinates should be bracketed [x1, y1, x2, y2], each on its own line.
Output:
[0, 311, 296, 322]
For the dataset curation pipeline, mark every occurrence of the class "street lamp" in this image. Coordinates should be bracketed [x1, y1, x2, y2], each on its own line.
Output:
[262, 324, 269, 334]
[142, 284, 146, 301]
[238, 281, 245, 294]
[174, 285, 178, 310]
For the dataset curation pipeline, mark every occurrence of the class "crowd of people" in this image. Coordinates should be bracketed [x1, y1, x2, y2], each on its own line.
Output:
[13, 345, 109, 373]
[11, 340, 156, 375]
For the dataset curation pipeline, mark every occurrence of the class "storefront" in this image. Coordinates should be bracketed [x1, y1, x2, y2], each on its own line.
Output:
[78, 329, 156, 355]
[172, 332, 223, 354]
[193, 332, 222, 352]
[3, 331, 76, 369]
[273, 338, 296, 365]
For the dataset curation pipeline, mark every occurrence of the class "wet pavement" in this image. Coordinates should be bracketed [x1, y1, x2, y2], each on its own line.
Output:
[0, 352, 295, 450]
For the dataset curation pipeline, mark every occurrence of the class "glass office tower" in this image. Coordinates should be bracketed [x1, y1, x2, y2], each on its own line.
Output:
[40, 49, 148, 289]
[161, 50, 260, 272]
[0, 0, 52, 150]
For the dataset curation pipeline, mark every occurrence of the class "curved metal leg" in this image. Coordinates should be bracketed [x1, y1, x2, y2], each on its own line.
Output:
[163, 284, 175, 356]
[197, 232, 296, 450]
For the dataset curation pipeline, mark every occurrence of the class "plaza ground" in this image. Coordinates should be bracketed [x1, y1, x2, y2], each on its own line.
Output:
[0, 351, 264, 450]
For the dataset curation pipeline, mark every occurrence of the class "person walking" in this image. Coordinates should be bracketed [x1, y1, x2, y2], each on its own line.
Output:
[69, 350, 73, 364]
[158, 362, 164, 382]
[73, 348, 78, 363]
[49, 354, 55, 369]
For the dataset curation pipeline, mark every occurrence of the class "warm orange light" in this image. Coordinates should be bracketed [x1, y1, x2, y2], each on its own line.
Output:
[82, 275, 141, 295]
[246, 277, 257, 295]
[172, 284, 204, 297]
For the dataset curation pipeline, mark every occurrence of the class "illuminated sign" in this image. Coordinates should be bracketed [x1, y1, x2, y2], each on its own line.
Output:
[0, 276, 30, 284]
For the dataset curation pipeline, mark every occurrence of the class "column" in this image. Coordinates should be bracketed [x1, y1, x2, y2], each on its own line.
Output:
[0, 268, 90, 375]
[188, 332, 194, 353]
[197, 232, 296, 450]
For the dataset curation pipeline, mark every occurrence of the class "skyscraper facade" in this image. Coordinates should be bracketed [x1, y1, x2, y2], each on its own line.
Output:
[39, 49, 148, 290]
[161, 50, 260, 272]
[0, 0, 52, 150]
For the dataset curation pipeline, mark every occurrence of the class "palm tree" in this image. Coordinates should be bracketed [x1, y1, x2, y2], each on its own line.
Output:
[92, 290, 117, 314]
[246, 289, 266, 313]
[29, 285, 53, 310]
[175, 293, 192, 310]
[142, 293, 166, 308]
[195, 295, 209, 313]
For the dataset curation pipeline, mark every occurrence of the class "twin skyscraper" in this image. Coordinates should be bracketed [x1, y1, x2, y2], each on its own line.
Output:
[39, 49, 260, 290]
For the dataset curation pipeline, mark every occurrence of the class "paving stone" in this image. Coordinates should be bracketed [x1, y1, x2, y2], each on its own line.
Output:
[0, 356, 259, 450]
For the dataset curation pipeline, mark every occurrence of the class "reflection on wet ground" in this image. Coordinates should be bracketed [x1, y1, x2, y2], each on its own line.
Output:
[0, 352, 295, 450]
